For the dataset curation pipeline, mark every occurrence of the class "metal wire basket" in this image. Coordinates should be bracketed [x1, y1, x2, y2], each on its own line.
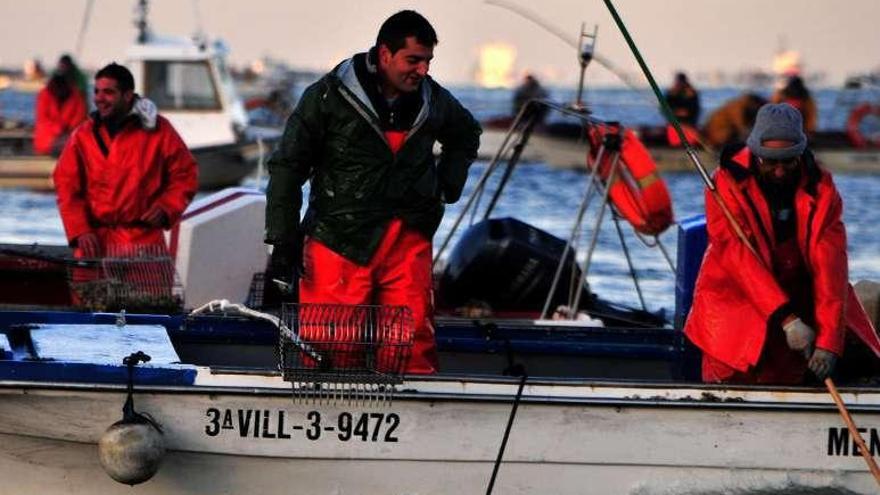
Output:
[245, 272, 266, 309]
[68, 244, 184, 313]
[279, 303, 414, 403]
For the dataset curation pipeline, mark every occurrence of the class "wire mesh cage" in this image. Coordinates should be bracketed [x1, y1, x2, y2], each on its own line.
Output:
[279, 303, 414, 402]
[245, 272, 266, 309]
[68, 244, 184, 313]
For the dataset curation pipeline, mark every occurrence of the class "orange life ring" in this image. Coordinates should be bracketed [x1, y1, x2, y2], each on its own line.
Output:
[846, 103, 880, 148]
[244, 96, 270, 111]
[665, 123, 701, 147]
[586, 124, 674, 235]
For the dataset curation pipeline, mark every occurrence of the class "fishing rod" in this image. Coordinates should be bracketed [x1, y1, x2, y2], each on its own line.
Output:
[600, 0, 880, 485]
[484, 0, 719, 153]
[484, 0, 650, 96]
[74, 0, 95, 58]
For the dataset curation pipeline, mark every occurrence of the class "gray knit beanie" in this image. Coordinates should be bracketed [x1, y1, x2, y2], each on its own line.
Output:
[746, 103, 807, 159]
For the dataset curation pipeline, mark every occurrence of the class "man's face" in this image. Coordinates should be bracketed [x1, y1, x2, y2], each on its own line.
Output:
[378, 36, 433, 95]
[94, 77, 134, 120]
[757, 156, 800, 185]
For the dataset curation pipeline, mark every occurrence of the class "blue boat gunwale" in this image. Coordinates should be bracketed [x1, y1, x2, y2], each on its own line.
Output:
[0, 310, 682, 359]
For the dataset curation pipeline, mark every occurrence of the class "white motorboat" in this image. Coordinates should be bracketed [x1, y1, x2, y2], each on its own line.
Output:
[0, 313, 878, 495]
[0, 0, 278, 191]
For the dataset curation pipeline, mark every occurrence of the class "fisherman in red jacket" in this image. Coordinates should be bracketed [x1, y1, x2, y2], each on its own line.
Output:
[685, 103, 875, 385]
[33, 71, 87, 155]
[53, 63, 198, 262]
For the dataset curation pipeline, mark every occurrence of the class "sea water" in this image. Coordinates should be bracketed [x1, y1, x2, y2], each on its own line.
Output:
[1, 86, 879, 314]
[2, 164, 878, 315]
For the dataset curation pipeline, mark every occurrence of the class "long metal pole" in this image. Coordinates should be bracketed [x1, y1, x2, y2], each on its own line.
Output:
[540, 148, 603, 319]
[482, 109, 540, 220]
[432, 105, 529, 265]
[601, 0, 880, 485]
[570, 152, 620, 315]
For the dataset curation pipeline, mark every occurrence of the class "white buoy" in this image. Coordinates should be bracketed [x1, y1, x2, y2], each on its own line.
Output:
[98, 418, 165, 485]
[98, 350, 166, 485]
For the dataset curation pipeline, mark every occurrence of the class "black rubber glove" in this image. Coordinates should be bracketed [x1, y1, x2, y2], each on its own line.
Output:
[268, 241, 304, 292]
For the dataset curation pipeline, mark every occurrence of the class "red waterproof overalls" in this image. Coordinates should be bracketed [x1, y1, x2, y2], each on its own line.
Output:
[299, 130, 438, 374]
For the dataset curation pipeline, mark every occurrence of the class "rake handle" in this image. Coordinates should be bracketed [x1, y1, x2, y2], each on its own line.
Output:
[825, 377, 880, 483]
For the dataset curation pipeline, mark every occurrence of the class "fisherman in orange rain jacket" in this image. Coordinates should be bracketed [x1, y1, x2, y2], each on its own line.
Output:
[772, 75, 818, 136]
[701, 93, 767, 149]
[685, 103, 876, 385]
[33, 73, 87, 155]
[53, 63, 197, 261]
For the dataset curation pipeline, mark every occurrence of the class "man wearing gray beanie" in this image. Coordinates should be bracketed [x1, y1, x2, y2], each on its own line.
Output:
[685, 103, 875, 385]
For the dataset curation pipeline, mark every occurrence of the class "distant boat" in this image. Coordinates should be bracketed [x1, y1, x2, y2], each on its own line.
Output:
[479, 118, 880, 174]
[0, 1, 279, 191]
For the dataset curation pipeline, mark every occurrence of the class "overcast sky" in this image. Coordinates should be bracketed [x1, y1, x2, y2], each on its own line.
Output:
[1, 0, 878, 87]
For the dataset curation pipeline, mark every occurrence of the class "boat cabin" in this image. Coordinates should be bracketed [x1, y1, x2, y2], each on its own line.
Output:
[126, 34, 248, 151]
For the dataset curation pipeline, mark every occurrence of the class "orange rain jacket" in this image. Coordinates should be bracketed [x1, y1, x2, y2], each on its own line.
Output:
[33, 87, 87, 155]
[53, 109, 198, 252]
[684, 145, 876, 373]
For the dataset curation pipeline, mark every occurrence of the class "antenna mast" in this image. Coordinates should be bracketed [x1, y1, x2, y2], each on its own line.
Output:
[135, 0, 150, 43]
[572, 23, 597, 111]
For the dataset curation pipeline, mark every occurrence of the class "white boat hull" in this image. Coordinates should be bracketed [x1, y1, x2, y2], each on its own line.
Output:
[1, 378, 879, 494]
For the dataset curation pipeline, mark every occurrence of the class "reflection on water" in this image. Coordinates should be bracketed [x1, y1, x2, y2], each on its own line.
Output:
[2, 162, 878, 314]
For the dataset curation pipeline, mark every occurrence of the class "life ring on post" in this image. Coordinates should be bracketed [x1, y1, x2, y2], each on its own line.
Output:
[586, 123, 674, 236]
[244, 96, 270, 111]
[847, 103, 880, 148]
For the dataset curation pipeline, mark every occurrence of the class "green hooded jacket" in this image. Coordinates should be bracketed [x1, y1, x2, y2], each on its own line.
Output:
[265, 53, 481, 265]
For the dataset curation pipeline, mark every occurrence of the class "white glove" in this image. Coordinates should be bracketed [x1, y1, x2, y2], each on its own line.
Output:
[782, 317, 815, 354]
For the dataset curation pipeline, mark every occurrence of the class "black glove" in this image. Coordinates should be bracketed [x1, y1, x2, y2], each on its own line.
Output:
[268, 241, 304, 291]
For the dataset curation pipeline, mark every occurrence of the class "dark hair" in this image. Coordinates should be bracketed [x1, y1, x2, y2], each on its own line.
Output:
[48, 73, 72, 102]
[376, 10, 437, 54]
[744, 94, 768, 125]
[782, 75, 810, 100]
[95, 62, 135, 93]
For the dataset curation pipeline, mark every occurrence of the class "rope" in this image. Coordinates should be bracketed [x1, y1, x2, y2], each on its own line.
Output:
[485, 373, 528, 495]
[189, 299, 321, 362]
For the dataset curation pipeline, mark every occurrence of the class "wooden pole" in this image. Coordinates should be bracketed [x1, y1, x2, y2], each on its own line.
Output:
[825, 377, 880, 483]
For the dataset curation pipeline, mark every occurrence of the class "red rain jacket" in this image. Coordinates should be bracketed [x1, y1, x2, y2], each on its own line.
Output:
[684, 145, 877, 372]
[33, 87, 87, 155]
[54, 112, 198, 251]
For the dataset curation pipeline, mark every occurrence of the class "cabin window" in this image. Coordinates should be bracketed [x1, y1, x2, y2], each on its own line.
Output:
[144, 61, 221, 111]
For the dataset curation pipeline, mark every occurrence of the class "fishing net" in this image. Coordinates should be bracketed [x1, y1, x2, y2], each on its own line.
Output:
[68, 244, 184, 313]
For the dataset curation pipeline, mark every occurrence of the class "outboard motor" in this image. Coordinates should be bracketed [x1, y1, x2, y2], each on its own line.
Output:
[438, 217, 667, 328]
[98, 351, 165, 485]
[438, 217, 592, 313]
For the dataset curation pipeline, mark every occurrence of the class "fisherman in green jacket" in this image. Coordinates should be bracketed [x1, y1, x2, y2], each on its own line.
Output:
[265, 10, 481, 374]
